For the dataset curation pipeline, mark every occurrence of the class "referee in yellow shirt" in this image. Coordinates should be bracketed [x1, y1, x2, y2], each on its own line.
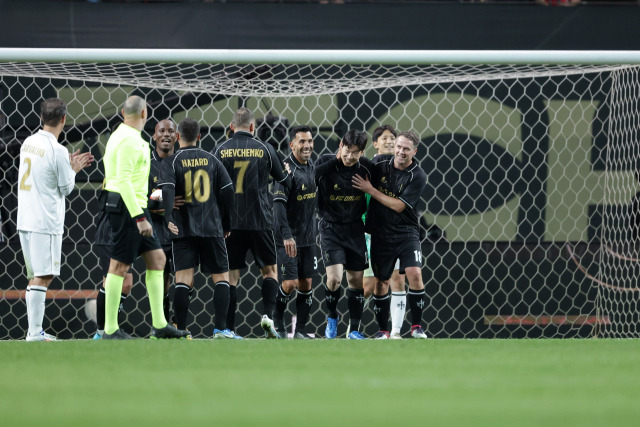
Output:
[101, 95, 188, 340]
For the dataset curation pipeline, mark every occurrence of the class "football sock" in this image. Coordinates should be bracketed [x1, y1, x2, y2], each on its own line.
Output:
[146, 269, 168, 329]
[163, 289, 171, 324]
[96, 287, 106, 330]
[213, 281, 230, 331]
[347, 288, 365, 333]
[390, 291, 407, 334]
[104, 273, 124, 334]
[97, 287, 126, 330]
[227, 285, 237, 332]
[295, 289, 313, 334]
[261, 277, 278, 318]
[372, 292, 390, 332]
[25, 285, 31, 331]
[173, 283, 191, 330]
[407, 289, 426, 326]
[274, 285, 292, 329]
[27, 285, 47, 336]
[323, 285, 341, 319]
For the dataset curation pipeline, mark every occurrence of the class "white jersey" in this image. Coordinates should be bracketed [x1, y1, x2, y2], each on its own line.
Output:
[17, 130, 76, 235]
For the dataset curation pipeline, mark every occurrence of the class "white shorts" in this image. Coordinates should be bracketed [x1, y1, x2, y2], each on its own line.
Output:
[19, 231, 61, 278]
[363, 233, 399, 278]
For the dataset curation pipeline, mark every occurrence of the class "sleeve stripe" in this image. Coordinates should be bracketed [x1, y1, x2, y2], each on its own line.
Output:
[220, 182, 233, 190]
[399, 197, 414, 209]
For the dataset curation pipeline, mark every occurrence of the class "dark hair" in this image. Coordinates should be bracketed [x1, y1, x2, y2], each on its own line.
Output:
[40, 98, 67, 127]
[341, 129, 368, 151]
[256, 113, 289, 151]
[397, 130, 420, 147]
[372, 124, 397, 142]
[232, 107, 254, 129]
[178, 118, 200, 144]
[290, 125, 312, 140]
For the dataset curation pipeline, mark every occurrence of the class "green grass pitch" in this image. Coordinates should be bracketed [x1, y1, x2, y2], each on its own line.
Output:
[2, 339, 639, 426]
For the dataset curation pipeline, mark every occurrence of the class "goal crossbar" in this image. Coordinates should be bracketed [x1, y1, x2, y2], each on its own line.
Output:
[2, 48, 640, 65]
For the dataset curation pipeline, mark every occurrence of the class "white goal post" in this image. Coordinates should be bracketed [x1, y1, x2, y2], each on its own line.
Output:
[1, 49, 639, 339]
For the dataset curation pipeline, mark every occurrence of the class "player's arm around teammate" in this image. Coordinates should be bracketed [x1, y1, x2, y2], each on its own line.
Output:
[352, 131, 428, 339]
[315, 130, 372, 339]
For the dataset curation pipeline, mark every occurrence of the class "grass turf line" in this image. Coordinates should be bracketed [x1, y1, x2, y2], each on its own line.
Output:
[1, 339, 639, 426]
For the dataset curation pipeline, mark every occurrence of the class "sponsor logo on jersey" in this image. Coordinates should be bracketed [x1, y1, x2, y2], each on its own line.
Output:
[329, 194, 362, 202]
[297, 192, 317, 201]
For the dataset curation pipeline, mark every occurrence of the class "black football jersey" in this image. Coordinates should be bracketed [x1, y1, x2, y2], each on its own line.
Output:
[214, 130, 290, 230]
[148, 149, 171, 245]
[315, 154, 372, 224]
[366, 155, 427, 239]
[273, 155, 317, 247]
[158, 146, 233, 238]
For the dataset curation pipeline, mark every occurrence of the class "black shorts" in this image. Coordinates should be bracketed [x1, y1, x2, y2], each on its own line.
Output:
[109, 209, 163, 265]
[370, 234, 422, 281]
[225, 229, 277, 271]
[277, 245, 317, 282]
[172, 236, 229, 275]
[318, 220, 368, 271]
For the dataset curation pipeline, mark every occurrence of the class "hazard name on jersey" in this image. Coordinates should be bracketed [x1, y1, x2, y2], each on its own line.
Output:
[181, 158, 209, 168]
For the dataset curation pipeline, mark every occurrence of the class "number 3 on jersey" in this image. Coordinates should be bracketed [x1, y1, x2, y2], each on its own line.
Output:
[183, 169, 210, 203]
[233, 160, 249, 194]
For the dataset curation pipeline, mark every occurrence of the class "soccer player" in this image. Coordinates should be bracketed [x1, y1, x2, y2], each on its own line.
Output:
[148, 119, 182, 322]
[315, 130, 372, 339]
[364, 125, 408, 339]
[214, 107, 291, 338]
[159, 118, 234, 338]
[272, 125, 317, 339]
[101, 95, 188, 340]
[352, 130, 429, 339]
[17, 97, 94, 341]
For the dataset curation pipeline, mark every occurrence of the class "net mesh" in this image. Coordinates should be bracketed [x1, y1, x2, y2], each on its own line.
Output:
[1, 59, 639, 339]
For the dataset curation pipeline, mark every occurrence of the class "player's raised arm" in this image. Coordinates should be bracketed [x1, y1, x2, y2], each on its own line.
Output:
[267, 142, 292, 189]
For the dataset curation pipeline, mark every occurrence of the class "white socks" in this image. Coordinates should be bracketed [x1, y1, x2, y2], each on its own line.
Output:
[390, 291, 407, 334]
[27, 285, 47, 336]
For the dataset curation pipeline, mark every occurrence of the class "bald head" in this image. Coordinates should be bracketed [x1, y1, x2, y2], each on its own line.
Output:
[121, 95, 147, 130]
[123, 95, 146, 117]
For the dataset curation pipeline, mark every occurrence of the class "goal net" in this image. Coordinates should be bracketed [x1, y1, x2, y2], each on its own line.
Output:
[1, 49, 639, 339]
